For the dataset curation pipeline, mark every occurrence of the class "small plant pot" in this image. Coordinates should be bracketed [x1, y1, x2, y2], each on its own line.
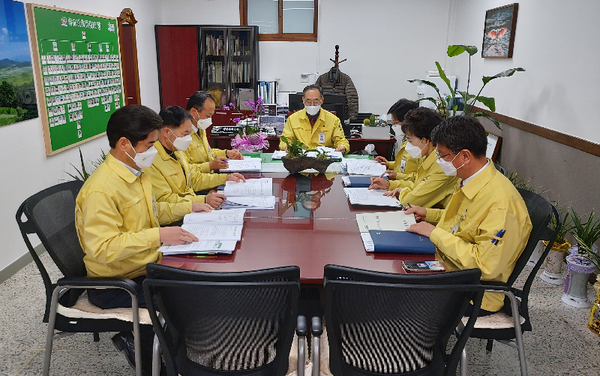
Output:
[540, 240, 570, 285]
[361, 125, 390, 140]
[281, 156, 335, 175]
[527, 240, 546, 267]
[562, 254, 596, 308]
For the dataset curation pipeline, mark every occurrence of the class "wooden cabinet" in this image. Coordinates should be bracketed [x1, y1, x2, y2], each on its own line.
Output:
[155, 25, 259, 110]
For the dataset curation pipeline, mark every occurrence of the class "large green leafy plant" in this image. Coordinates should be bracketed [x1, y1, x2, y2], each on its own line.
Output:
[409, 44, 525, 129]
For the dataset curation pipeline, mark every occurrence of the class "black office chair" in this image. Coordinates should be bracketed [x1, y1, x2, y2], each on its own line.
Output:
[143, 263, 304, 376]
[459, 188, 560, 376]
[323, 265, 484, 376]
[16, 181, 145, 376]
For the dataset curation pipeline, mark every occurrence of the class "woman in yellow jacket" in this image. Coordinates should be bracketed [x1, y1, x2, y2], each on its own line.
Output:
[370, 107, 459, 209]
[374, 99, 420, 189]
[144, 106, 244, 212]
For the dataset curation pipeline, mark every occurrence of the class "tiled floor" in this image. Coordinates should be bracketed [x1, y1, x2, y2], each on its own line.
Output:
[0, 253, 598, 375]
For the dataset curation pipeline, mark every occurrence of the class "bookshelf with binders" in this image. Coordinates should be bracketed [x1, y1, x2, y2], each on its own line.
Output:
[155, 25, 259, 109]
[258, 80, 278, 105]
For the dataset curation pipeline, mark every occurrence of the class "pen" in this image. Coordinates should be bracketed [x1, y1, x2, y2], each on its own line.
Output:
[378, 171, 387, 179]
[491, 229, 505, 245]
[407, 203, 412, 209]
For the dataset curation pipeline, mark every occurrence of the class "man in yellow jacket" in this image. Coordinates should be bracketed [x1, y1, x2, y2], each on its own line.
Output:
[371, 108, 459, 209]
[279, 85, 349, 152]
[185, 91, 243, 173]
[374, 99, 420, 189]
[144, 106, 243, 211]
[75, 105, 213, 373]
[406, 116, 532, 314]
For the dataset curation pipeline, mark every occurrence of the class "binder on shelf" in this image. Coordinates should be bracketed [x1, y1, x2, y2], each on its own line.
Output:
[368, 230, 436, 254]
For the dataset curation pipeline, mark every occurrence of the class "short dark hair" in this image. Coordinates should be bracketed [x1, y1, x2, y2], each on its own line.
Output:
[106, 105, 162, 148]
[186, 91, 214, 111]
[431, 116, 488, 158]
[387, 99, 418, 122]
[400, 107, 443, 141]
[159, 106, 194, 128]
[303, 85, 323, 97]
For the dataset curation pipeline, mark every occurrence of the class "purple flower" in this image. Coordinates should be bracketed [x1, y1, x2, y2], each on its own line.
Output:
[232, 117, 241, 123]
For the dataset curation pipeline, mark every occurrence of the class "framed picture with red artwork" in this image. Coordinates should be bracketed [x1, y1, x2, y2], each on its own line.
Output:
[482, 3, 519, 58]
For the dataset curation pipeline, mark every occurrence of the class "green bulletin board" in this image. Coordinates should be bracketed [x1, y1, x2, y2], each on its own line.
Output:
[27, 4, 123, 155]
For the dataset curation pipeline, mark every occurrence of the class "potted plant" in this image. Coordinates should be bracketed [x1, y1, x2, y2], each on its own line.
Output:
[540, 206, 573, 285]
[361, 113, 390, 140]
[230, 98, 270, 152]
[409, 44, 525, 129]
[562, 209, 600, 308]
[279, 136, 335, 175]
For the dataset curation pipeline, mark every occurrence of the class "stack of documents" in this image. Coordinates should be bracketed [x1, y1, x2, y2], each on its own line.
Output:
[355, 211, 435, 254]
[159, 208, 246, 255]
[220, 178, 276, 210]
[343, 188, 402, 207]
[341, 176, 379, 187]
[342, 159, 386, 176]
[220, 157, 262, 172]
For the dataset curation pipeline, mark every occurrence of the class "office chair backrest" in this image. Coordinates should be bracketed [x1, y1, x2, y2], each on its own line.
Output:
[324, 265, 483, 376]
[500, 188, 559, 330]
[144, 264, 300, 376]
[16, 181, 86, 317]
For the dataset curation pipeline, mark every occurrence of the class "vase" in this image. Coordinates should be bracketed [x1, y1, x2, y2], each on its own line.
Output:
[562, 253, 596, 308]
[589, 285, 600, 336]
[281, 156, 335, 175]
[540, 240, 570, 285]
[526, 240, 546, 267]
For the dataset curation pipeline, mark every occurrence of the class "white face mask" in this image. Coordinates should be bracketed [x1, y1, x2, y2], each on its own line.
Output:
[405, 139, 424, 159]
[196, 117, 212, 130]
[305, 105, 321, 116]
[126, 143, 158, 169]
[169, 129, 193, 151]
[437, 153, 464, 176]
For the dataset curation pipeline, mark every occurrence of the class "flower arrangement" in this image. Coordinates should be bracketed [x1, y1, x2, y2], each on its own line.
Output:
[226, 98, 270, 152]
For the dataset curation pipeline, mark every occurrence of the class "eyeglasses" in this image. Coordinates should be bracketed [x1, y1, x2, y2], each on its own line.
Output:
[435, 150, 453, 161]
[303, 99, 322, 106]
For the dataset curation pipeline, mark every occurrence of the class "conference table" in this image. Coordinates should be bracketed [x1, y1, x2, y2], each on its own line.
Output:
[160, 159, 436, 284]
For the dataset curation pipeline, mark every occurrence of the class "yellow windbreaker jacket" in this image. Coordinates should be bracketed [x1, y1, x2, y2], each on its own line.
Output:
[184, 129, 227, 172]
[395, 150, 460, 209]
[279, 109, 350, 152]
[387, 140, 420, 190]
[426, 162, 533, 311]
[75, 153, 192, 279]
[144, 141, 209, 205]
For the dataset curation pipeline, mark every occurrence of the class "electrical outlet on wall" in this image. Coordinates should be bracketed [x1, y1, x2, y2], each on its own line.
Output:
[300, 73, 309, 83]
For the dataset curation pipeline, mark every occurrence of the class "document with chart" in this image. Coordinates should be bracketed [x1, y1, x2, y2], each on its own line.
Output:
[343, 188, 402, 207]
[220, 157, 262, 172]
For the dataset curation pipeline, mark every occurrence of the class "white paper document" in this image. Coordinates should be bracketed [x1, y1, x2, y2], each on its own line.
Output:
[305, 146, 344, 160]
[343, 188, 402, 207]
[360, 232, 375, 252]
[159, 240, 237, 255]
[220, 158, 262, 172]
[343, 159, 386, 176]
[183, 209, 246, 225]
[271, 150, 288, 159]
[221, 196, 276, 210]
[181, 224, 243, 241]
[355, 211, 416, 233]
[224, 178, 272, 196]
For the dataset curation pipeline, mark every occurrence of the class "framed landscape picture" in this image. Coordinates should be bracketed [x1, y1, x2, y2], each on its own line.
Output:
[482, 3, 519, 58]
[0, 0, 39, 126]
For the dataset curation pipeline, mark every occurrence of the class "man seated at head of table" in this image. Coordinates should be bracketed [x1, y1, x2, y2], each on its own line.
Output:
[373, 98, 420, 187]
[370, 107, 460, 209]
[278, 84, 350, 153]
[185, 91, 243, 174]
[75, 105, 213, 372]
[405, 115, 533, 315]
[144, 106, 235, 213]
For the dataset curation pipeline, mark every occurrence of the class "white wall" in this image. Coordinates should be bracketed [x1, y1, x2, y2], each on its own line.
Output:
[449, 0, 600, 144]
[0, 0, 162, 273]
[158, 0, 454, 116]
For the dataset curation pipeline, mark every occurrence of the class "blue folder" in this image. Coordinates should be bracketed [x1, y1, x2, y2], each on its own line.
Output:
[368, 230, 436, 254]
[343, 176, 387, 187]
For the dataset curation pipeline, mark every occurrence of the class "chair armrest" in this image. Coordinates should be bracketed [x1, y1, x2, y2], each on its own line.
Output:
[297, 315, 307, 336]
[311, 316, 323, 336]
[56, 276, 139, 295]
